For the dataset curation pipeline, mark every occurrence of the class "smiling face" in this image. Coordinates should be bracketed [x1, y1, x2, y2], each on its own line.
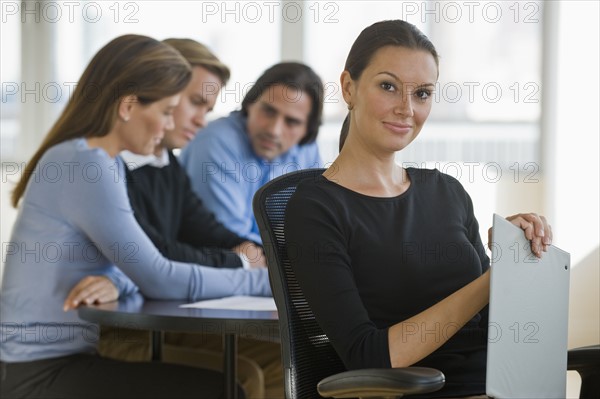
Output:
[118, 94, 180, 155]
[342, 45, 438, 154]
[161, 66, 223, 151]
[245, 84, 312, 161]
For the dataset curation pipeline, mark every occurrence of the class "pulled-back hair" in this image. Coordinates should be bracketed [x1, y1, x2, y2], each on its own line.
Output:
[345, 20, 439, 81]
[12, 34, 192, 207]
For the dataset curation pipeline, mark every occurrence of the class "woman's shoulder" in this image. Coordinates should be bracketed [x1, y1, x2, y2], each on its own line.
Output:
[39, 138, 125, 189]
[406, 167, 471, 207]
[290, 174, 344, 206]
[38, 138, 77, 162]
[295, 173, 339, 194]
[41, 138, 112, 164]
[292, 173, 380, 215]
[287, 174, 352, 227]
[407, 166, 464, 187]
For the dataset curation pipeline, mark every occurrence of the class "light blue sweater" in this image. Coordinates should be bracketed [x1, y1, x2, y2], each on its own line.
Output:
[0, 138, 271, 362]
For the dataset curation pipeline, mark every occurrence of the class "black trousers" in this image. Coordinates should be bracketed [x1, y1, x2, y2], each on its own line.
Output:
[0, 353, 244, 399]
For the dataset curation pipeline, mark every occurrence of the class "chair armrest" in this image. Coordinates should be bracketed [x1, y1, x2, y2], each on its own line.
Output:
[568, 345, 599, 399]
[317, 367, 445, 398]
[568, 344, 599, 372]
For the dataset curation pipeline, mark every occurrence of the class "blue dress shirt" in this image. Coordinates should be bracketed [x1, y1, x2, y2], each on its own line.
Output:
[180, 111, 322, 244]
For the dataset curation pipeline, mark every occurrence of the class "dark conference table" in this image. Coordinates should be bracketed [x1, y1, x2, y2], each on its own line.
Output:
[78, 294, 279, 399]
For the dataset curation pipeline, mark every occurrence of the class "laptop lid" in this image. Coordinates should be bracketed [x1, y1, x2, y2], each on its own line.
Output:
[486, 214, 570, 398]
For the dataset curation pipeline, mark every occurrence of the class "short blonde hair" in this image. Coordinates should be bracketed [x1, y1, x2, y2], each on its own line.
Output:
[163, 38, 230, 85]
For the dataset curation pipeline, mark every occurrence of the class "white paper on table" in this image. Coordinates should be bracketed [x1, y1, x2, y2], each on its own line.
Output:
[180, 295, 277, 311]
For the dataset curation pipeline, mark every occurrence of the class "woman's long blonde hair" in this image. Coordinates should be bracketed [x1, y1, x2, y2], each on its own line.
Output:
[12, 34, 192, 207]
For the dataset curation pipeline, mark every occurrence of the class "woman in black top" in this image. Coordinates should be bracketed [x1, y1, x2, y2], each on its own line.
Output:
[285, 20, 552, 398]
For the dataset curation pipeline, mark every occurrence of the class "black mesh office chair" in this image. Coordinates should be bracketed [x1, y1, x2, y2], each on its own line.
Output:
[253, 168, 600, 399]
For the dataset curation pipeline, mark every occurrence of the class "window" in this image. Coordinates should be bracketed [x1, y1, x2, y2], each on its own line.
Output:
[1, 8, 21, 160]
[92, 1, 282, 119]
[1, 0, 283, 163]
[304, 1, 543, 165]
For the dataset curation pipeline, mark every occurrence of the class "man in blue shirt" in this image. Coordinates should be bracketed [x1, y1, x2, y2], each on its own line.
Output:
[180, 62, 324, 244]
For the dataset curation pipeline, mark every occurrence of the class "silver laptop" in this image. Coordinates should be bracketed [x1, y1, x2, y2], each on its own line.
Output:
[486, 214, 570, 398]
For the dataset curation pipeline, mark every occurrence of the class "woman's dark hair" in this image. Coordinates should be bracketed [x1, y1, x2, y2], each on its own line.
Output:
[345, 19, 439, 81]
[241, 62, 324, 145]
[12, 34, 192, 207]
[340, 20, 439, 150]
[339, 113, 350, 153]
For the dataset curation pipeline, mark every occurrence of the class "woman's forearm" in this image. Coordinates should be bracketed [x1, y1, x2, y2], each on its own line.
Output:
[388, 269, 490, 368]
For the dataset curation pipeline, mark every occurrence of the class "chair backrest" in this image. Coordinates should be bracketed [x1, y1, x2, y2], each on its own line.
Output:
[253, 168, 346, 399]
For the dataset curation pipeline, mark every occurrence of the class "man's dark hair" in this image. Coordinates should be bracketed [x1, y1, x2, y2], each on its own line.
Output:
[241, 62, 324, 145]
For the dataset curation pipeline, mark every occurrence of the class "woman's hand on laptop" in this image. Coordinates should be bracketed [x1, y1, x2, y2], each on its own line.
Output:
[487, 213, 552, 258]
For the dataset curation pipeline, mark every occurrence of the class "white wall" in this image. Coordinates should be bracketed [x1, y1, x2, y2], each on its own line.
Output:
[551, 1, 599, 266]
[551, 5, 600, 395]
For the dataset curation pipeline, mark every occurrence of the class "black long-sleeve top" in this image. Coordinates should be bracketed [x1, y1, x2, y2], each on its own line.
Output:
[125, 151, 245, 268]
[285, 168, 490, 397]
